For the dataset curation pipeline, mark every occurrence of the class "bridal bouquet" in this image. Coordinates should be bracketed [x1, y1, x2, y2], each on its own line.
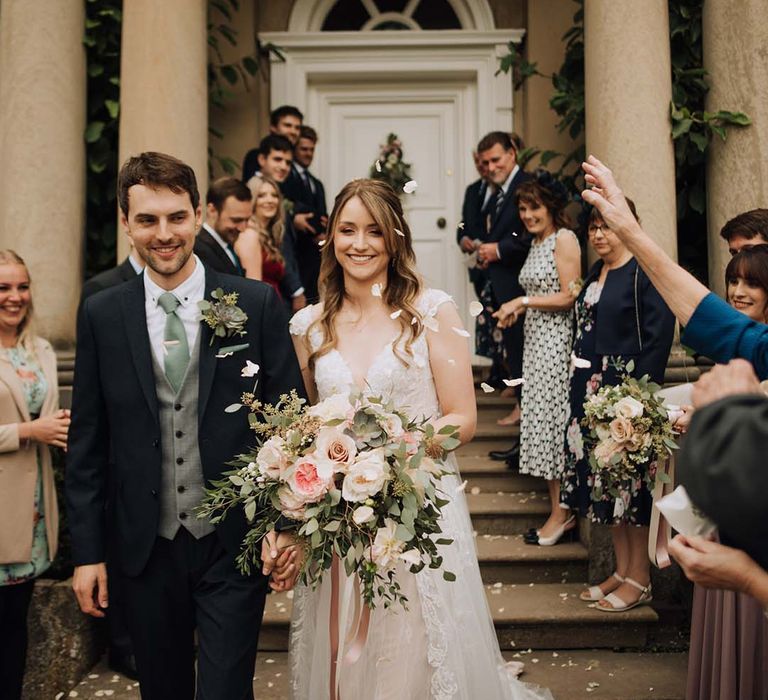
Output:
[582, 360, 678, 502]
[199, 390, 459, 609]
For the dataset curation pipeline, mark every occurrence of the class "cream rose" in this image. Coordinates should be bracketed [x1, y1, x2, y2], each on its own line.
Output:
[341, 448, 389, 503]
[288, 455, 333, 503]
[352, 505, 375, 525]
[256, 436, 289, 480]
[614, 396, 644, 419]
[314, 426, 357, 471]
[609, 416, 635, 444]
[277, 485, 307, 521]
[593, 438, 621, 465]
[379, 412, 405, 439]
[370, 518, 405, 570]
[308, 393, 354, 423]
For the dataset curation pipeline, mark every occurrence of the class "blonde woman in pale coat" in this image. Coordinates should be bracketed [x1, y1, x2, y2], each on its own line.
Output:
[0, 250, 69, 699]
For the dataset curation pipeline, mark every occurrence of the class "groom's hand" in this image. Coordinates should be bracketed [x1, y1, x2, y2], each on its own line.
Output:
[73, 563, 108, 618]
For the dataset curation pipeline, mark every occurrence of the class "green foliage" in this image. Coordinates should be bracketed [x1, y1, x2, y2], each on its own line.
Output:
[83, 0, 122, 277]
[208, 0, 283, 176]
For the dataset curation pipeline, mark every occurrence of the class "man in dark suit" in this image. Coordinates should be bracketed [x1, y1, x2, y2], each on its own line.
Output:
[67, 152, 304, 699]
[193, 177, 252, 276]
[241, 105, 303, 182]
[456, 151, 492, 298]
[475, 132, 532, 461]
[255, 134, 307, 311]
[280, 125, 328, 302]
[79, 250, 144, 681]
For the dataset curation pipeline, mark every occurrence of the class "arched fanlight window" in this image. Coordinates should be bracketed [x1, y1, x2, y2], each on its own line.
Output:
[321, 0, 462, 31]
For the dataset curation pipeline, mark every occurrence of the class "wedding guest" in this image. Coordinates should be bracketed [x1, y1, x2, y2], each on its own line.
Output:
[672, 250, 768, 700]
[235, 174, 287, 298]
[256, 134, 307, 311]
[280, 125, 328, 302]
[581, 156, 768, 378]
[0, 250, 68, 699]
[493, 173, 580, 544]
[720, 208, 768, 255]
[475, 131, 533, 440]
[558, 200, 674, 608]
[194, 177, 252, 276]
[241, 104, 303, 181]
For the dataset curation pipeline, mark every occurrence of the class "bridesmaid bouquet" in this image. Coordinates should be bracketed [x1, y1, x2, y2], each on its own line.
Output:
[199, 389, 459, 609]
[582, 361, 678, 502]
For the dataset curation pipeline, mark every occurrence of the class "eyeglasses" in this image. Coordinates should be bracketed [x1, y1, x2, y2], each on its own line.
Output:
[587, 224, 608, 236]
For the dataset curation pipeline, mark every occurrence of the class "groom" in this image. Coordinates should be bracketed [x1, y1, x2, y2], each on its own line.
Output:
[66, 151, 303, 699]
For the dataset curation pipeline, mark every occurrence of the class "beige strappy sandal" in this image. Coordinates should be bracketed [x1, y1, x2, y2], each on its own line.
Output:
[597, 577, 652, 612]
[579, 572, 624, 602]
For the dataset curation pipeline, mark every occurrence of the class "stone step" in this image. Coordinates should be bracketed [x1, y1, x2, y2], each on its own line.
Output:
[476, 534, 588, 584]
[458, 456, 544, 492]
[474, 409, 520, 440]
[258, 582, 658, 652]
[456, 438, 514, 458]
[467, 491, 551, 535]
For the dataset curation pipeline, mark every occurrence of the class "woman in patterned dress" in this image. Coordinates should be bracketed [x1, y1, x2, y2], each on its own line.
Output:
[561, 203, 675, 611]
[494, 174, 581, 546]
[0, 250, 68, 699]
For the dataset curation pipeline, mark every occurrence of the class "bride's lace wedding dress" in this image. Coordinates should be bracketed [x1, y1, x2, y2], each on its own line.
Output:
[288, 289, 553, 700]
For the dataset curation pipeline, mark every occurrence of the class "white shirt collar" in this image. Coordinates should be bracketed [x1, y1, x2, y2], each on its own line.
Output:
[128, 253, 144, 275]
[143, 254, 206, 309]
[202, 222, 230, 252]
[293, 162, 308, 176]
[501, 164, 520, 195]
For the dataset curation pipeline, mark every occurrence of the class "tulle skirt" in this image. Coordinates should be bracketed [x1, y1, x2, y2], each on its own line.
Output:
[288, 456, 553, 700]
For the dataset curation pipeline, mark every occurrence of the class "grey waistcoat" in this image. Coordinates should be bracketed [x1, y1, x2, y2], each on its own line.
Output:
[151, 336, 215, 540]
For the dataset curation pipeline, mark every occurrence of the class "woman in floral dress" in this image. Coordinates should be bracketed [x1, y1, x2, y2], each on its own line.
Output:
[561, 202, 675, 611]
[0, 250, 67, 698]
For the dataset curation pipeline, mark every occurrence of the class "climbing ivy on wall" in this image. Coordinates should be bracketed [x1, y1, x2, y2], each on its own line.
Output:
[498, 0, 750, 282]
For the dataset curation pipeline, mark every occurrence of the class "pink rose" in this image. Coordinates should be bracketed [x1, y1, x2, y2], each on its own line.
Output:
[288, 455, 332, 503]
[315, 427, 357, 471]
[609, 417, 634, 444]
[277, 485, 307, 521]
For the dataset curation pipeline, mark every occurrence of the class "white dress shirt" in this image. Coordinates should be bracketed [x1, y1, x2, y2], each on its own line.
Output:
[202, 222, 239, 268]
[128, 252, 144, 275]
[293, 162, 315, 195]
[143, 255, 206, 365]
[500, 164, 520, 197]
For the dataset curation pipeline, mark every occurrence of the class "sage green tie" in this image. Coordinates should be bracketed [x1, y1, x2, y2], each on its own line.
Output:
[157, 292, 189, 392]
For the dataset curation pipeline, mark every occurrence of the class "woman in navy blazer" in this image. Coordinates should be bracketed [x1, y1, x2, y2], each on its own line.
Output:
[561, 202, 675, 613]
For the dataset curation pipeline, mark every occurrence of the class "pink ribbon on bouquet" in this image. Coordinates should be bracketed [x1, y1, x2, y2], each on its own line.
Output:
[649, 452, 676, 569]
[329, 555, 372, 700]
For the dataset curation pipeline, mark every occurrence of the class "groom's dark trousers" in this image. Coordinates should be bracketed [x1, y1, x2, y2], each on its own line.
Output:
[66, 267, 304, 699]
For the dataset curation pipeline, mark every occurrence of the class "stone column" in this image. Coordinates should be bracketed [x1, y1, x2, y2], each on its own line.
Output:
[0, 0, 86, 346]
[584, 0, 678, 262]
[703, 1, 768, 296]
[118, 0, 208, 260]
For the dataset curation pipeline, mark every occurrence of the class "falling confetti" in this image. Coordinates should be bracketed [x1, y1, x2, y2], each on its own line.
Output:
[451, 327, 471, 337]
[318, 238, 326, 247]
[503, 378, 525, 387]
[390, 309, 402, 319]
[394, 228, 405, 237]
[455, 479, 468, 493]
[469, 300, 483, 317]
[403, 180, 418, 194]
[423, 316, 440, 332]
[375, 159, 382, 173]
[241, 360, 260, 378]
[447, 358, 456, 366]
[458, 221, 465, 229]
[470, 486, 481, 495]
[571, 353, 591, 369]
[480, 382, 495, 393]
[215, 351, 234, 358]
[371, 283, 383, 297]
[411, 316, 418, 325]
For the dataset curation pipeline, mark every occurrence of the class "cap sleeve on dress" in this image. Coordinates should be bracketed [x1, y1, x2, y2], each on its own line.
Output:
[417, 288, 456, 319]
[289, 304, 314, 338]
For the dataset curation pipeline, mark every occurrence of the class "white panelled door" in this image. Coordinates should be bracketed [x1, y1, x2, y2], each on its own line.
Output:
[310, 81, 475, 322]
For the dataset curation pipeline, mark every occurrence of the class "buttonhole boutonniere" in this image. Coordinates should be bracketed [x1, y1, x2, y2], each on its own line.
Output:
[198, 288, 248, 346]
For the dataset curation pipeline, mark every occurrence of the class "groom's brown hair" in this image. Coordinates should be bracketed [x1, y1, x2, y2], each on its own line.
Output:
[117, 151, 200, 216]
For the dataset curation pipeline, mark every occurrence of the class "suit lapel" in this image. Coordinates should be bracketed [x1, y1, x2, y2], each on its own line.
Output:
[120, 274, 159, 422]
[199, 228, 238, 275]
[197, 266, 221, 426]
[0, 354, 30, 421]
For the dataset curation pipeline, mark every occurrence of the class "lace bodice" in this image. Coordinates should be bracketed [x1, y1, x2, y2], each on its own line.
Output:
[289, 289, 454, 420]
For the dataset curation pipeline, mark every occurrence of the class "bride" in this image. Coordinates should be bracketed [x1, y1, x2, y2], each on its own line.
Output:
[282, 178, 552, 700]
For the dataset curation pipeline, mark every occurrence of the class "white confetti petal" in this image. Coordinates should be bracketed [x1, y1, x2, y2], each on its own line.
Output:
[458, 221, 465, 230]
[225, 403, 243, 413]
[570, 353, 592, 369]
[469, 301, 483, 317]
[394, 228, 405, 237]
[503, 377, 525, 387]
[411, 316, 418, 325]
[455, 479, 468, 493]
[470, 486, 481, 495]
[371, 283, 383, 298]
[403, 180, 418, 194]
[318, 238, 326, 247]
[480, 382, 495, 393]
[375, 159, 382, 173]
[447, 358, 456, 366]
[215, 351, 234, 358]
[423, 315, 440, 332]
[241, 360, 260, 378]
[390, 309, 402, 319]
[451, 326, 471, 337]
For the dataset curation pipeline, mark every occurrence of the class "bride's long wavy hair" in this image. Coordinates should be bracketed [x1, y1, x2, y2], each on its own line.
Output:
[307, 179, 423, 370]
